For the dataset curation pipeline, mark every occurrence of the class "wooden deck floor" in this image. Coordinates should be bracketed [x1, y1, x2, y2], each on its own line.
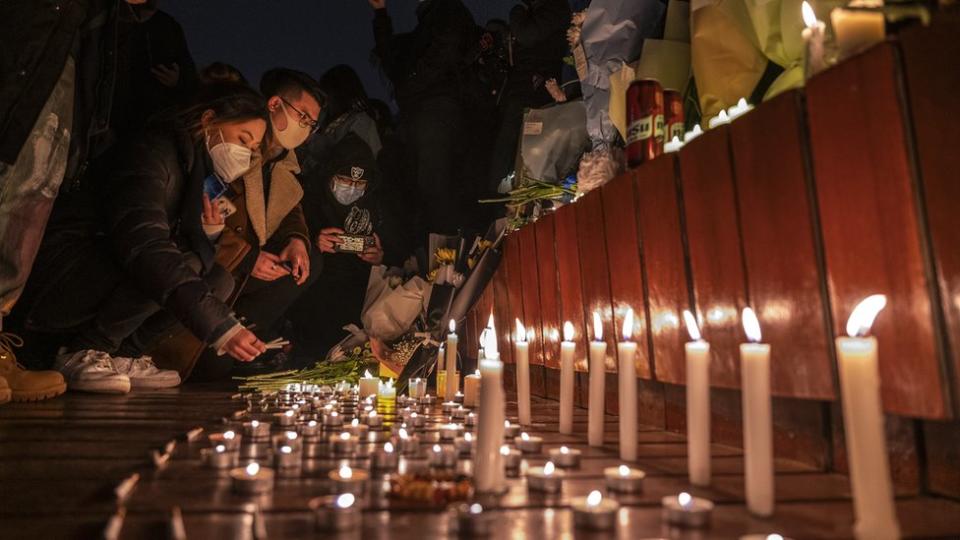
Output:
[1, 384, 958, 539]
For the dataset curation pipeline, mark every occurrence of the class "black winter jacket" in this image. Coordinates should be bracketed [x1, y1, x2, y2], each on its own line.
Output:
[506, 0, 571, 100]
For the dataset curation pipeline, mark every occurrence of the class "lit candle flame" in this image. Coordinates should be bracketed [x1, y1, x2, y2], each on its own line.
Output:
[449, 319, 456, 334]
[678, 492, 692, 508]
[246, 462, 260, 476]
[683, 310, 702, 341]
[767, 535, 784, 540]
[560, 446, 569, 455]
[215, 444, 226, 453]
[846, 294, 887, 337]
[487, 312, 495, 329]
[469, 503, 483, 514]
[521, 432, 530, 441]
[339, 465, 353, 479]
[622, 308, 635, 341]
[251, 420, 260, 428]
[399, 428, 409, 439]
[593, 311, 603, 341]
[369, 410, 377, 418]
[500, 445, 510, 456]
[504, 420, 511, 428]
[280, 445, 292, 455]
[285, 431, 298, 440]
[587, 490, 603, 507]
[363, 369, 373, 378]
[563, 321, 575, 342]
[336, 493, 356, 509]
[433, 444, 442, 453]
[464, 432, 473, 442]
[351, 418, 359, 427]
[619, 465, 630, 477]
[717, 110, 729, 122]
[223, 430, 235, 440]
[340, 432, 351, 441]
[801, 0, 818, 28]
[736, 97, 749, 110]
[308, 420, 317, 427]
[544, 461, 555, 476]
[384, 442, 394, 453]
[284, 410, 294, 417]
[330, 411, 338, 417]
[742, 307, 762, 343]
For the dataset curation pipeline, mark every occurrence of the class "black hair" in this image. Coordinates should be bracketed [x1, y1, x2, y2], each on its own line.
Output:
[199, 62, 248, 86]
[177, 82, 268, 140]
[260, 68, 326, 109]
[318, 64, 370, 118]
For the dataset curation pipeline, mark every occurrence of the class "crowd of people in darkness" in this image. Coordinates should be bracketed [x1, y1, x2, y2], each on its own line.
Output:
[0, 0, 572, 402]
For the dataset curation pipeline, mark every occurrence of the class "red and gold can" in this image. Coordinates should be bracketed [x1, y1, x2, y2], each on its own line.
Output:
[625, 79, 664, 167]
[664, 89, 685, 143]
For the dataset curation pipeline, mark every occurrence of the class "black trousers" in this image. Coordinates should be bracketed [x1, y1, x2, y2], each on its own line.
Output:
[232, 250, 323, 343]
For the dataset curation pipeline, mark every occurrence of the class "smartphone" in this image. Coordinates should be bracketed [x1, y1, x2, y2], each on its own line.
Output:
[203, 174, 228, 201]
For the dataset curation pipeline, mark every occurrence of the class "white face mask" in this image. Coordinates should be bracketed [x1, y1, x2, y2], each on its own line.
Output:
[273, 101, 312, 150]
[206, 128, 252, 182]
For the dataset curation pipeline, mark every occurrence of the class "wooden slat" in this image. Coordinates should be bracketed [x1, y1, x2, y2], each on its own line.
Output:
[501, 234, 525, 364]
[899, 15, 960, 414]
[516, 225, 545, 397]
[533, 214, 562, 370]
[728, 90, 835, 400]
[553, 204, 589, 373]
[805, 42, 946, 418]
[600, 171, 653, 379]
[490, 259, 513, 366]
[635, 156, 691, 385]
[677, 126, 749, 389]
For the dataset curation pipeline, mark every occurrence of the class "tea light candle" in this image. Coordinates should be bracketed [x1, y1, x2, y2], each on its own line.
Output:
[559, 322, 575, 435]
[588, 311, 607, 447]
[202, 444, 238, 469]
[836, 295, 901, 540]
[275, 409, 297, 427]
[617, 309, 638, 461]
[377, 378, 397, 404]
[684, 124, 704, 143]
[454, 503, 493, 537]
[299, 420, 320, 439]
[208, 430, 241, 452]
[274, 444, 301, 469]
[453, 391, 464, 404]
[707, 109, 730, 129]
[662, 492, 714, 528]
[500, 444, 521, 470]
[527, 461, 565, 493]
[463, 371, 480, 408]
[740, 307, 774, 517]
[465, 412, 477, 427]
[397, 428, 420, 455]
[311, 493, 361, 532]
[429, 444, 458, 468]
[364, 410, 383, 428]
[514, 432, 543, 454]
[802, 1, 828, 77]
[329, 465, 368, 495]
[244, 420, 271, 441]
[408, 377, 427, 399]
[547, 446, 581, 468]
[726, 97, 754, 121]
[331, 432, 359, 455]
[273, 430, 302, 452]
[372, 441, 399, 470]
[503, 420, 520, 439]
[454, 432, 475, 455]
[604, 464, 646, 493]
[514, 319, 532, 426]
[420, 394, 437, 406]
[683, 310, 711, 486]
[664, 136, 684, 154]
[440, 423, 463, 441]
[358, 370, 379, 399]
[323, 411, 344, 428]
[831, 3, 885, 60]
[231, 462, 274, 495]
[442, 400, 459, 414]
[572, 490, 619, 531]
[346, 418, 369, 438]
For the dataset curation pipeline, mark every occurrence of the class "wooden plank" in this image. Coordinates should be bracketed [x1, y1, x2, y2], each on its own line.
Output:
[600, 171, 653, 379]
[516, 224, 545, 397]
[899, 15, 960, 414]
[634, 156, 691, 385]
[728, 90, 835, 400]
[553, 204, 589, 373]
[677, 126, 749, 389]
[533, 214, 562, 370]
[806, 42, 946, 418]
[490, 256, 513, 365]
[501, 233, 525, 364]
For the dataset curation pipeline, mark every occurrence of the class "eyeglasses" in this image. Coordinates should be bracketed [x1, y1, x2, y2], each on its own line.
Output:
[281, 98, 320, 133]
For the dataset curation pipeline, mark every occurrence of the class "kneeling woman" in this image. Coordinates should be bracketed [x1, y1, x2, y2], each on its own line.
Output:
[24, 84, 269, 393]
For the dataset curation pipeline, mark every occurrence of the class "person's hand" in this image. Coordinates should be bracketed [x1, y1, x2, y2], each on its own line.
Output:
[224, 328, 266, 362]
[151, 63, 180, 88]
[316, 227, 345, 254]
[201, 194, 224, 226]
[279, 237, 310, 285]
[359, 233, 384, 265]
[368, 0, 386, 9]
[251, 251, 291, 282]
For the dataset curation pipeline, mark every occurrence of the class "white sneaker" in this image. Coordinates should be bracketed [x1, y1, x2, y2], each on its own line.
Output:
[111, 356, 181, 390]
[53, 349, 131, 394]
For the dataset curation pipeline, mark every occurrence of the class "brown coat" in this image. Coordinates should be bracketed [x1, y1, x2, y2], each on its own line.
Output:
[216, 149, 310, 272]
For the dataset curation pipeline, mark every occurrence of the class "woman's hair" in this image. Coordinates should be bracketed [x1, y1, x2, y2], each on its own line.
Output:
[318, 64, 370, 120]
[199, 62, 248, 86]
[177, 82, 268, 139]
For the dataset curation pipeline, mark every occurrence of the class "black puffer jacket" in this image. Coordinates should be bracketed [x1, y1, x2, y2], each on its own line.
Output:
[372, 0, 477, 109]
[99, 119, 238, 342]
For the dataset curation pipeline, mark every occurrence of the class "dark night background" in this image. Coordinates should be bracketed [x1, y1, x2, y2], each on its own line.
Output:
[163, 0, 523, 108]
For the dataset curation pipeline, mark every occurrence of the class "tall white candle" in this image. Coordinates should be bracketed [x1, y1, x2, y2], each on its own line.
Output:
[446, 319, 459, 401]
[837, 295, 900, 540]
[618, 309, 638, 462]
[515, 319, 532, 426]
[683, 310, 711, 486]
[740, 307, 773, 517]
[463, 370, 480, 407]
[801, 1, 828, 77]
[475, 321, 506, 494]
[559, 322, 576, 435]
[588, 312, 607, 447]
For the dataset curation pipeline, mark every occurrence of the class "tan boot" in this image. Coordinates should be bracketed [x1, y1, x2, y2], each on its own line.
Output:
[0, 333, 66, 402]
[0, 375, 10, 405]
